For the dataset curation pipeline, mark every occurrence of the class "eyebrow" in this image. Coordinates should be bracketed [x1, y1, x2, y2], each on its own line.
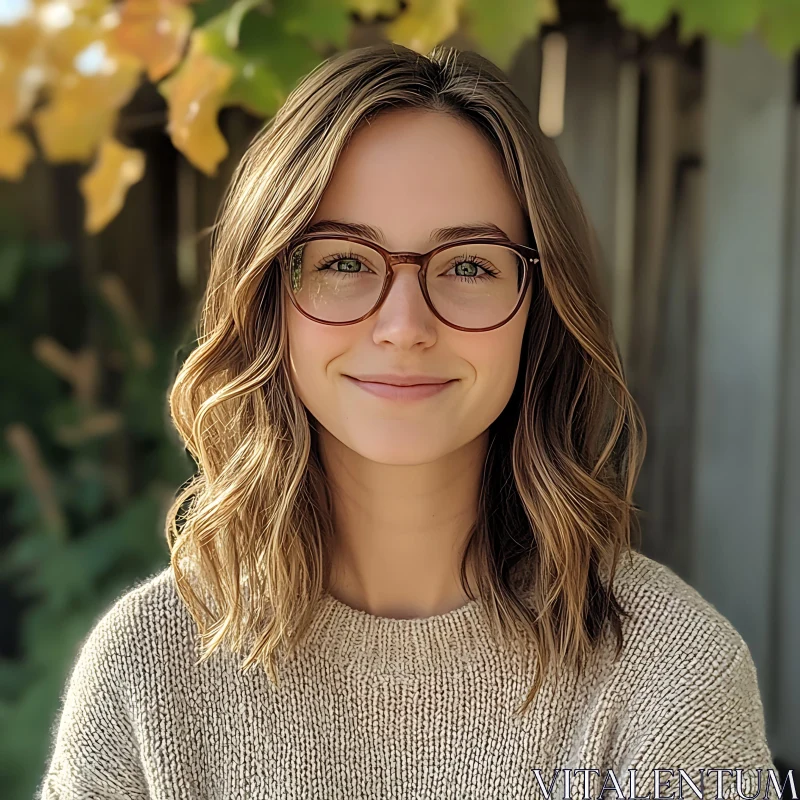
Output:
[303, 219, 514, 246]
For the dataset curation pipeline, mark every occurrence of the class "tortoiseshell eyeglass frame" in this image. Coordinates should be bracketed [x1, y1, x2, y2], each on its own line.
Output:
[281, 233, 541, 333]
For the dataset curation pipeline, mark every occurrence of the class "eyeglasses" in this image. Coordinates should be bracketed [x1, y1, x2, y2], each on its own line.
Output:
[281, 233, 540, 332]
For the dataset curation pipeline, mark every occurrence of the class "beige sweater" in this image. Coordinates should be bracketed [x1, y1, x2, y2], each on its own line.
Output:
[38, 549, 778, 800]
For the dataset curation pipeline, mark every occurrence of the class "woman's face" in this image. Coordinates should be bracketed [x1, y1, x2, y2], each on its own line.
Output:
[285, 108, 533, 465]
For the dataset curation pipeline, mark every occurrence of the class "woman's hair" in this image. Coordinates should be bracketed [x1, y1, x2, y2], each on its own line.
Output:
[166, 42, 646, 714]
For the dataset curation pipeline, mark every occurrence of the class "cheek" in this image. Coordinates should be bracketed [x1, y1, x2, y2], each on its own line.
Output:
[286, 309, 319, 396]
[469, 314, 528, 393]
[470, 337, 524, 410]
[285, 308, 348, 409]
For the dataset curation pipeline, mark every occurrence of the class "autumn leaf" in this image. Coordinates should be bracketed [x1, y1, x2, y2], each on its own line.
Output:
[158, 43, 234, 175]
[0, 18, 46, 129]
[78, 138, 146, 232]
[33, 95, 118, 162]
[385, 0, 462, 54]
[0, 127, 36, 180]
[0, 16, 41, 64]
[114, 0, 194, 81]
[32, 35, 142, 162]
[0, 52, 44, 130]
[45, 15, 116, 75]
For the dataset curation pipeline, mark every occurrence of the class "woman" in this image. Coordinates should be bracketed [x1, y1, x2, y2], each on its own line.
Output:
[39, 43, 777, 800]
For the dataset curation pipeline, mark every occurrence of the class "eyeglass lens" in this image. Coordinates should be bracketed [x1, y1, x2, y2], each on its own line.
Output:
[288, 238, 526, 328]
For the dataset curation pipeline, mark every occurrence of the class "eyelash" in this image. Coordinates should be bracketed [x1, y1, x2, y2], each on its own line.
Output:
[314, 251, 501, 282]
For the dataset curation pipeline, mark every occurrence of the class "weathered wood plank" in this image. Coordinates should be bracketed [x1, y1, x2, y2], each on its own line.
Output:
[775, 103, 800, 768]
[691, 35, 792, 734]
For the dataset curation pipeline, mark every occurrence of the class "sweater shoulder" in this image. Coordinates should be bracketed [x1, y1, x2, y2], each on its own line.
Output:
[97, 562, 188, 633]
[77, 563, 199, 684]
[597, 551, 774, 773]
[601, 548, 752, 686]
[608, 548, 745, 639]
[37, 565, 196, 799]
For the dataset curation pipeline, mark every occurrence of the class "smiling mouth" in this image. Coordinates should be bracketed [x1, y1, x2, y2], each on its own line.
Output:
[345, 375, 455, 387]
[349, 379, 454, 387]
[344, 375, 457, 401]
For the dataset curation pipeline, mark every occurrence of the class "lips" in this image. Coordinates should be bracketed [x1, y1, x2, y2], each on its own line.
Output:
[346, 375, 453, 386]
[344, 375, 457, 401]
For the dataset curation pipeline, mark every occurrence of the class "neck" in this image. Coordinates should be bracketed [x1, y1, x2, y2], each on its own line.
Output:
[317, 427, 488, 619]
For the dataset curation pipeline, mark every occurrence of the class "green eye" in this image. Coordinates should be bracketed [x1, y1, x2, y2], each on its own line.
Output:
[291, 246, 304, 293]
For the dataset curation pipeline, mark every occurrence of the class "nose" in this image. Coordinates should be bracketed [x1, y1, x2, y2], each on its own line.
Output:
[370, 262, 437, 347]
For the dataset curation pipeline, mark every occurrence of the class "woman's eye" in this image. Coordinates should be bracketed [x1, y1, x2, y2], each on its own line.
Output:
[452, 261, 480, 276]
[334, 259, 363, 272]
[447, 259, 496, 279]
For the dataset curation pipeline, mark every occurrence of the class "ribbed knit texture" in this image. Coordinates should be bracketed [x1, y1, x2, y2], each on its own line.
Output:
[37, 549, 777, 799]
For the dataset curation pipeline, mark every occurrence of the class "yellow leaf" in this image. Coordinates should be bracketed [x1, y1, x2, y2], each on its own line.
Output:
[33, 89, 118, 161]
[32, 34, 141, 162]
[0, 54, 43, 129]
[0, 18, 41, 63]
[59, 34, 142, 107]
[538, 0, 559, 25]
[385, 0, 462, 54]
[114, 0, 193, 81]
[78, 137, 145, 232]
[0, 127, 35, 180]
[159, 46, 234, 175]
[0, 19, 46, 128]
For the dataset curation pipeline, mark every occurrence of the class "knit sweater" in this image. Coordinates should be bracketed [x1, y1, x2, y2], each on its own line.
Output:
[37, 549, 778, 800]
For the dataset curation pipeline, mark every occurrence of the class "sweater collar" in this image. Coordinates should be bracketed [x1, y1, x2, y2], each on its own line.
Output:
[293, 590, 496, 675]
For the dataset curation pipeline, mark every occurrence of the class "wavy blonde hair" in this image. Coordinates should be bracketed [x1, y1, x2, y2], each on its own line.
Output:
[166, 42, 646, 715]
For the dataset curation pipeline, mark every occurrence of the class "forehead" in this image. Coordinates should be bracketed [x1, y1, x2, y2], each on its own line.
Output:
[311, 109, 528, 250]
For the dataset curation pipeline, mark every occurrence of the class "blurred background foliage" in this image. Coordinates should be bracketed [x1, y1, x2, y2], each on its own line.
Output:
[0, 213, 195, 796]
[1, 0, 798, 797]
[0, 0, 797, 231]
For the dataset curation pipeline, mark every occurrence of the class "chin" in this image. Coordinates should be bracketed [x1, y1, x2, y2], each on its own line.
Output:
[341, 428, 457, 466]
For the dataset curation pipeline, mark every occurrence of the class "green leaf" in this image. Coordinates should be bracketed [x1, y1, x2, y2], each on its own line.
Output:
[192, 0, 239, 26]
[760, 0, 800, 58]
[224, 0, 269, 47]
[235, 4, 324, 99]
[608, 0, 676, 33]
[196, 12, 286, 116]
[272, 0, 353, 50]
[462, 0, 551, 70]
[675, 0, 762, 43]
